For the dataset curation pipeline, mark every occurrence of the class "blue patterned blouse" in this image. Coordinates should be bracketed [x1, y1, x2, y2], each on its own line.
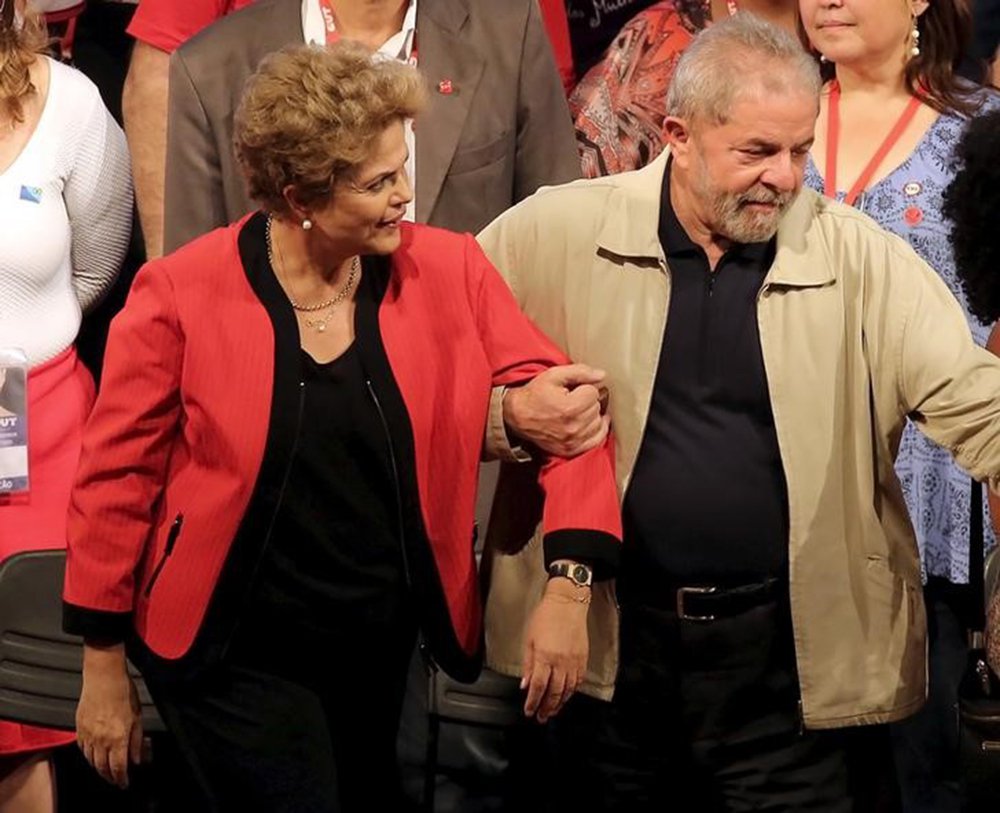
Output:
[804, 90, 1000, 584]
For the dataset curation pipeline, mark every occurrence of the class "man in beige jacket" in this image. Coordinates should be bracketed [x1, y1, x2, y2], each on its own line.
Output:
[480, 13, 1000, 811]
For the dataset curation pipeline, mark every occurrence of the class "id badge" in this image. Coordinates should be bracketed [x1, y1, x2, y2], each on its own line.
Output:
[0, 348, 29, 494]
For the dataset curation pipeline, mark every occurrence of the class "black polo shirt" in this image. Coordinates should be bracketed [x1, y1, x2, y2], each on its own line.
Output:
[620, 163, 789, 589]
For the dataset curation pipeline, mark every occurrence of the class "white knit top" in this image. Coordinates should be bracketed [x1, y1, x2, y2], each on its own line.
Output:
[0, 57, 133, 368]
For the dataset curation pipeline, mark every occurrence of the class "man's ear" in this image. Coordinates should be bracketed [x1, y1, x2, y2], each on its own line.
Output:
[663, 115, 694, 167]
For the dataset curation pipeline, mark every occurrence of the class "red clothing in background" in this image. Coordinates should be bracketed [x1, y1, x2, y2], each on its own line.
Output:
[127, 0, 256, 53]
[537, 0, 576, 95]
[0, 348, 94, 755]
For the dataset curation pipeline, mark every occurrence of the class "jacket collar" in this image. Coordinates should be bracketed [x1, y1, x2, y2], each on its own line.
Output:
[420, 0, 468, 33]
[594, 148, 836, 289]
[594, 150, 669, 262]
[769, 188, 837, 288]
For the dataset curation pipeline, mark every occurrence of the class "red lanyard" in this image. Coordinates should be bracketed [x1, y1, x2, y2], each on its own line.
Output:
[317, 0, 417, 64]
[318, 0, 339, 43]
[823, 80, 923, 207]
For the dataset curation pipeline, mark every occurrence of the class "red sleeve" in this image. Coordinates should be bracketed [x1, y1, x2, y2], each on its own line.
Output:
[465, 235, 622, 574]
[537, 0, 576, 95]
[127, 0, 248, 53]
[63, 261, 184, 640]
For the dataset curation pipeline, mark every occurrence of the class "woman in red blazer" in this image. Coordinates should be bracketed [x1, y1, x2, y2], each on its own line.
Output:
[64, 43, 621, 811]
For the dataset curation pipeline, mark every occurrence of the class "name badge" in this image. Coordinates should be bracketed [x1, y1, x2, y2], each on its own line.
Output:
[0, 348, 29, 494]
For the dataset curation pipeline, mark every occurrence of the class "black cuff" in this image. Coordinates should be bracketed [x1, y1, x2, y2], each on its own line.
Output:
[62, 602, 131, 644]
[542, 529, 621, 581]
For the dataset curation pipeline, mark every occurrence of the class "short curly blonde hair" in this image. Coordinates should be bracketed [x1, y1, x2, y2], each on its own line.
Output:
[234, 41, 426, 216]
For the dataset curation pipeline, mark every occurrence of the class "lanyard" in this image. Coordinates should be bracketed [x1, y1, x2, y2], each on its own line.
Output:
[316, 0, 418, 65]
[823, 80, 922, 208]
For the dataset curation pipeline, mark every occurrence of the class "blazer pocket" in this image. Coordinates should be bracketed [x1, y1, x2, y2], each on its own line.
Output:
[448, 132, 510, 176]
[143, 512, 184, 598]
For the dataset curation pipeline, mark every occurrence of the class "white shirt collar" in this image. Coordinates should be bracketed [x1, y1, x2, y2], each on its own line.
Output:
[302, 0, 418, 60]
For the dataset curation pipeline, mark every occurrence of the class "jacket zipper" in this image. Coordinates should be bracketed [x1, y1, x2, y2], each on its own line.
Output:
[365, 379, 413, 589]
[366, 379, 429, 667]
[755, 278, 805, 720]
[620, 256, 671, 497]
[143, 512, 184, 598]
[219, 379, 307, 660]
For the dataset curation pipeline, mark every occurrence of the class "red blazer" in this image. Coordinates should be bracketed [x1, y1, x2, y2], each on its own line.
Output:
[64, 216, 620, 679]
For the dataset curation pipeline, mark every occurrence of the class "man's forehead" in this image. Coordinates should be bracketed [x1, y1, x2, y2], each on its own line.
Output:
[710, 85, 819, 136]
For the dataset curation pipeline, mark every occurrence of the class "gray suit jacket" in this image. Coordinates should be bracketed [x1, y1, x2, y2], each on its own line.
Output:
[163, 0, 581, 251]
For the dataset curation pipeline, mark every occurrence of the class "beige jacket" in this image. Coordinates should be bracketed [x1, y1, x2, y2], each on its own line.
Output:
[477, 150, 1000, 729]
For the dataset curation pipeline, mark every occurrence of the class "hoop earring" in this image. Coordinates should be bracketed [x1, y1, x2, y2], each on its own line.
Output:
[909, 18, 921, 58]
[302, 219, 313, 231]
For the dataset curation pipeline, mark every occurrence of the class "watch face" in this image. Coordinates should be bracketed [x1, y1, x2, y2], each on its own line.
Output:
[572, 565, 590, 584]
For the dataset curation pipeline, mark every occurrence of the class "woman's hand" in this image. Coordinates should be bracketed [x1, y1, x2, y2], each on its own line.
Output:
[520, 577, 591, 723]
[76, 643, 143, 789]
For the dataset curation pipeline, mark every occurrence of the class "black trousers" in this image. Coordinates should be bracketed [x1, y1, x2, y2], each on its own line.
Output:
[548, 589, 900, 812]
[145, 629, 416, 813]
[889, 578, 968, 812]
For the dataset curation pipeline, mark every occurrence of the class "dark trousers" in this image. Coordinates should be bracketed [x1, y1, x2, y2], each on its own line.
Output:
[548, 590, 900, 812]
[146, 633, 415, 813]
[890, 578, 969, 812]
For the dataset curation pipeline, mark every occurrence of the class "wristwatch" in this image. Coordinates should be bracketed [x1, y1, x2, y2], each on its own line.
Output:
[547, 561, 593, 588]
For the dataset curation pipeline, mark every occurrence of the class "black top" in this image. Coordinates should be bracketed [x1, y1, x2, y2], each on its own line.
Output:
[235, 341, 410, 669]
[620, 163, 789, 590]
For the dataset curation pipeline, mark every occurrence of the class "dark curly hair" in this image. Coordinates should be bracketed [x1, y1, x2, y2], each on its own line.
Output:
[943, 109, 1000, 326]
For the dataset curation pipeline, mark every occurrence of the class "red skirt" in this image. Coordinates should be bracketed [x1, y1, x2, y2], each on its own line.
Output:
[0, 346, 94, 756]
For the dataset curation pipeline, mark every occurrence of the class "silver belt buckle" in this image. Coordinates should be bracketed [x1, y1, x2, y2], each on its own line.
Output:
[676, 586, 717, 621]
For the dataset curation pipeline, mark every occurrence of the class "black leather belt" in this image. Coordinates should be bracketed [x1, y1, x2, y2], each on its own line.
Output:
[674, 579, 782, 622]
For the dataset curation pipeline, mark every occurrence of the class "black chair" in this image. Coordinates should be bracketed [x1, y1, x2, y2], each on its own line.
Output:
[422, 666, 522, 812]
[0, 549, 165, 733]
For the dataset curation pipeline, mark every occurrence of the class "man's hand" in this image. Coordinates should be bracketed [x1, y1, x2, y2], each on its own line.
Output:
[503, 364, 610, 457]
[76, 643, 143, 789]
[521, 576, 590, 722]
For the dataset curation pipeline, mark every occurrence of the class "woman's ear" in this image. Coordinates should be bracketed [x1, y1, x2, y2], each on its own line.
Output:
[281, 184, 311, 226]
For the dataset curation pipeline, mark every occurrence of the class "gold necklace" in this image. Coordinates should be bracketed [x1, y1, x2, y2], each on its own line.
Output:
[302, 303, 345, 333]
[266, 215, 359, 313]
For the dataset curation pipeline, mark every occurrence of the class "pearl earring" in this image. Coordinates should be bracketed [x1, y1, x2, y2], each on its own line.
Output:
[909, 19, 920, 58]
[302, 218, 313, 230]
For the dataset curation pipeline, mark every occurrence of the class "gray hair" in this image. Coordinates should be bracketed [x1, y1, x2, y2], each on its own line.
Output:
[666, 12, 821, 124]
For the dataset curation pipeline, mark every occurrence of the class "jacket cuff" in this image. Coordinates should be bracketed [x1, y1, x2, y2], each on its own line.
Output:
[542, 530, 620, 581]
[484, 386, 533, 463]
[62, 602, 132, 644]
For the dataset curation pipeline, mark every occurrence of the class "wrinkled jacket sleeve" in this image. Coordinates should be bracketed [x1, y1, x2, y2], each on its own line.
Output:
[463, 234, 621, 576]
[875, 237, 1000, 492]
[63, 263, 184, 642]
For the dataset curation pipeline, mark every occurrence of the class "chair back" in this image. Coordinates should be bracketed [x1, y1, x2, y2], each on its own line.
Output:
[0, 550, 165, 732]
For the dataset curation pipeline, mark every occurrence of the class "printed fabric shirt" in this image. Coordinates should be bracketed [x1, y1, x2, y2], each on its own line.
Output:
[569, 1, 711, 178]
[804, 90, 1000, 584]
